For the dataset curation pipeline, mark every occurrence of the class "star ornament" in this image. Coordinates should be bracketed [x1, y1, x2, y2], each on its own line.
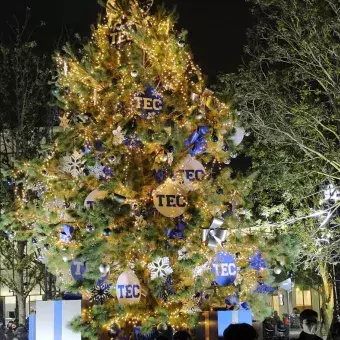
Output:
[90, 284, 112, 304]
[59, 115, 70, 129]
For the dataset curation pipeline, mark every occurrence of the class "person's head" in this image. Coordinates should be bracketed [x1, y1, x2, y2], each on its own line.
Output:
[300, 309, 318, 335]
[293, 307, 298, 314]
[273, 311, 278, 316]
[223, 323, 258, 340]
[173, 330, 191, 340]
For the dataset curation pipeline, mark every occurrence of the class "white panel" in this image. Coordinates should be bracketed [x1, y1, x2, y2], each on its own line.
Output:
[36, 301, 54, 340]
[62, 300, 81, 340]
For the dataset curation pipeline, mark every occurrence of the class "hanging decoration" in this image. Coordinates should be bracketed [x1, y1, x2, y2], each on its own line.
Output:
[84, 189, 108, 209]
[134, 84, 163, 119]
[148, 257, 173, 280]
[254, 283, 276, 294]
[60, 225, 74, 243]
[152, 179, 187, 218]
[116, 270, 141, 305]
[59, 115, 69, 129]
[61, 151, 85, 178]
[202, 217, 227, 248]
[184, 126, 209, 156]
[211, 251, 238, 286]
[175, 155, 206, 191]
[178, 247, 189, 261]
[88, 162, 106, 179]
[90, 283, 113, 304]
[70, 259, 86, 281]
[191, 88, 215, 114]
[112, 126, 125, 146]
[229, 127, 245, 146]
[249, 252, 267, 271]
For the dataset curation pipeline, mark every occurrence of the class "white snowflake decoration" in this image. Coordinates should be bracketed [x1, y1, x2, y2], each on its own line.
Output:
[88, 162, 106, 179]
[178, 247, 189, 261]
[61, 151, 85, 178]
[134, 215, 147, 228]
[193, 261, 210, 278]
[112, 126, 125, 146]
[148, 257, 173, 280]
[183, 302, 202, 314]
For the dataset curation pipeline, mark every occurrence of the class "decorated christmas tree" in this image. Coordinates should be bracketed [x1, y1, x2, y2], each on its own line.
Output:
[1, 0, 275, 338]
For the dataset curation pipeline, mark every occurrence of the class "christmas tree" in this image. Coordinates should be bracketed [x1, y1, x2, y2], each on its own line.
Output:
[4, 0, 273, 338]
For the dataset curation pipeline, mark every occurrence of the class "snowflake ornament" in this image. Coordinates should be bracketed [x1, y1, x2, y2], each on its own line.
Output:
[134, 215, 147, 228]
[193, 262, 210, 278]
[90, 284, 112, 304]
[148, 257, 173, 280]
[61, 151, 85, 178]
[112, 126, 125, 146]
[183, 300, 202, 314]
[178, 247, 189, 261]
[88, 162, 106, 179]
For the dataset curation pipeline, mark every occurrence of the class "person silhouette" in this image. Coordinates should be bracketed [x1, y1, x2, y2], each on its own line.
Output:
[298, 309, 322, 340]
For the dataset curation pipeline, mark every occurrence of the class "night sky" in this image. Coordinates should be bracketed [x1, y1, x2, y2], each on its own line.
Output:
[0, 0, 252, 81]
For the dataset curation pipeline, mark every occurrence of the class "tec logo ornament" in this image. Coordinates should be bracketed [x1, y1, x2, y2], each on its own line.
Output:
[70, 259, 86, 281]
[152, 179, 187, 218]
[211, 252, 238, 286]
[134, 84, 163, 119]
[116, 270, 141, 305]
[175, 155, 205, 191]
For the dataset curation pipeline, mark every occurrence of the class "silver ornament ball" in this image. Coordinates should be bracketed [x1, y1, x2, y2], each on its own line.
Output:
[274, 266, 282, 275]
[131, 70, 138, 78]
[99, 263, 110, 274]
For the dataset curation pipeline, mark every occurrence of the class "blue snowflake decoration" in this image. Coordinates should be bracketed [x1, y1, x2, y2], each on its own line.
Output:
[90, 283, 112, 304]
[134, 84, 163, 119]
[254, 283, 276, 294]
[124, 133, 143, 149]
[249, 252, 267, 271]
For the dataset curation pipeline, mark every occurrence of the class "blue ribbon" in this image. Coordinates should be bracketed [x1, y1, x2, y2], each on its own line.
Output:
[60, 225, 74, 243]
[54, 300, 62, 340]
[166, 216, 187, 240]
[185, 126, 209, 156]
[254, 283, 276, 294]
[249, 252, 267, 271]
[153, 170, 165, 183]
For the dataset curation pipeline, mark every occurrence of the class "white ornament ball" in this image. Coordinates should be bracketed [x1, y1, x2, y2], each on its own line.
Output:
[62, 256, 69, 263]
[116, 270, 141, 306]
[195, 114, 203, 120]
[99, 264, 110, 274]
[274, 266, 282, 275]
[131, 70, 138, 78]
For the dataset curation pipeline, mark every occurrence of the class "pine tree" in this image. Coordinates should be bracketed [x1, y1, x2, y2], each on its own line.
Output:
[13, 0, 273, 338]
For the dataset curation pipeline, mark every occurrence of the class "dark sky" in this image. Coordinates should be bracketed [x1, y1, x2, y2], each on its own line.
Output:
[0, 0, 252, 81]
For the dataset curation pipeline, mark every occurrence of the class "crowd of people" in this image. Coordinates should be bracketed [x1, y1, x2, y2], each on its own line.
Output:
[158, 308, 339, 340]
[0, 317, 28, 340]
[1, 308, 340, 339]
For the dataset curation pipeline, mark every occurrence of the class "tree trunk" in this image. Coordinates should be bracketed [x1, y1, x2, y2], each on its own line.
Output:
[16, 293, 26, 326]
[319, 262, 334, 338]
[15, 241, 26, 325]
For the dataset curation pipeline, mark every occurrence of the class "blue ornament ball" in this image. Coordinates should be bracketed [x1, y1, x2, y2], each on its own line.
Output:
[211, 251, 238, 286]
